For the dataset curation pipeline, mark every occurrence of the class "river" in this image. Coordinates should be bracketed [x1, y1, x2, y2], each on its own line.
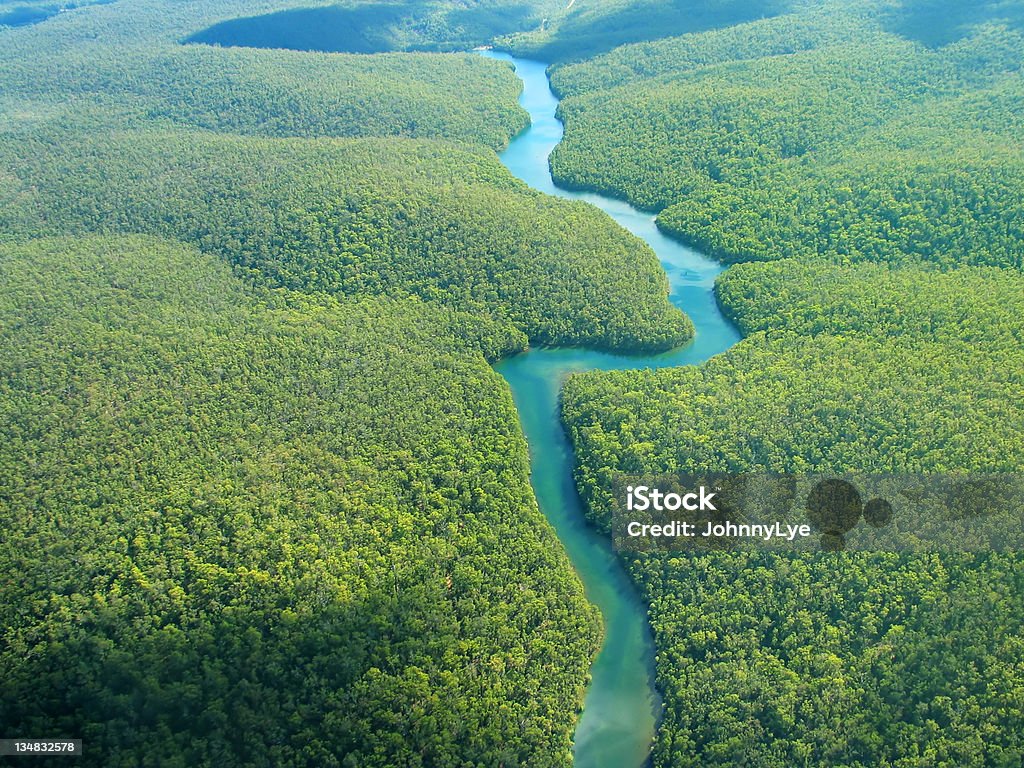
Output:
[479, 52, 742, 767]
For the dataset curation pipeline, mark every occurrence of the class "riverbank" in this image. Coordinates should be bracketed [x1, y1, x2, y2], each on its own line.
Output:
[481, 51, 741, 767]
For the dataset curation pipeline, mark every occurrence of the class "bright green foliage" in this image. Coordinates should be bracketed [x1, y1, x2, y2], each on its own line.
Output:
[635, 551, 1024, 768]
[0, 45, 529, 149]
[716, 260, 1024, 346]
[0, 235, 600, 767]
[555, 3, 1024, 764]
[6, 0, 1024, 764]
[545, 2, 1024, 764]
[548, 5, 863, 98]
[0, 0, 552, 149]
[0, 0, 694, 763]
[0, 131, 691, 352]
[563, 259, 1024, 765]
[546, 0, 1024, 268]
[565, 333, 1024, 527]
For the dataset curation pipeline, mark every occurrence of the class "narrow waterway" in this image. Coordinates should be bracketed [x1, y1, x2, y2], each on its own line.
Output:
[481, 52, 742, 767]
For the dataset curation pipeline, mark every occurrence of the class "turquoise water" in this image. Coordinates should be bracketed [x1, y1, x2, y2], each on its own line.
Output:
[482, 52, 741, 767]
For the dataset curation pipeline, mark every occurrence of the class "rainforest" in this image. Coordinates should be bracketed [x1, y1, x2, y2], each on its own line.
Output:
[1, 1, 1022, 767]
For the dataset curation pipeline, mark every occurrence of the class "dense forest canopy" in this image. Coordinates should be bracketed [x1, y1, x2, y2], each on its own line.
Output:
[545, 0, 1024, 269]
[185, 0, 564, 53]
[0, 131, 691, 352]
[550, 1, 1024, 765]
[0, 41, 530, 149]
[0, 0, 687, 763]
[563, 260, 1024, 764]
[3, 0, 1024, 765]
[715, 260, 1024, 345]
[502, 0, 789, 63]
[886, 0, 1024, 47]
[0, 236, 601, 766]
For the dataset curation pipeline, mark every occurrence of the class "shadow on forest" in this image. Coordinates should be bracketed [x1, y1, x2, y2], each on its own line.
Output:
[184, 1, 536, 53]
[886, 0, 1024, 47]
[1, 574, 460, 762]
[0, 0, 116, 29]
[532, 0, 789, 61]
[184, 4, 410, 54]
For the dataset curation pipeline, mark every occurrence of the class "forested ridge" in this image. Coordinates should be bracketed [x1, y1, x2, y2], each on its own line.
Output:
[0, 131, 691, 352]
[552, 1, 1024, 765]
[501, 0, 789, 63]
[0, 236, 601, 766]
[545, 0, 1024, 269]
[183, 0, 565, 54]
[716, 260, 1024, 345]
[0, 40, 530, 149]
[564, 262, 1024, 764]
[635, 552, 1024, 767]
[0, 0, 690, 764]
[0, 0, 558, 149]
[5, 0, 1024, 764]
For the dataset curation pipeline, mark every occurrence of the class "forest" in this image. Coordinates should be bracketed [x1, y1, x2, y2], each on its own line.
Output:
[501, 0, 789, 63]
[183, 0, 564, 54]
[0, 131, 690, 352]
[0, 0, 686, 764]
[553, 1, 1024, 764]
[545, 0, 1024, 269]
[4, 0, 1024, 764]
[0, 40, 530, 148]
[564, 260, 1024, 764]
[0, 235, 601, 766]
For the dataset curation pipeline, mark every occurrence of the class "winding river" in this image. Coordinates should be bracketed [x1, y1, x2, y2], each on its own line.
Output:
[481, 53, 742, 767]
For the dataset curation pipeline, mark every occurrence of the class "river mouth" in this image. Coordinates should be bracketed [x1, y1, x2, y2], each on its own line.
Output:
[484, 51, 740, 767]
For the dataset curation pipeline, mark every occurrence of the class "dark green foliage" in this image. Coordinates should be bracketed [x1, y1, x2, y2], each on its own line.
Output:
[0, 1, 691, 763]
[887, 0, 1024, 48]
[0, 131, 691, 352]
[0, 0, 555, 45]
[545, 0, 1024, 269]
[6, 0, 1024, 764]
[0, 5, 55, 27]
[553, 4, 1024, 763]
[0, 235, 600, 767]
[502, 0, 788, 63]
[565, 333, 1024, 512]
[0, 0, 567, 149]
[185, 4, 412, 53]
[634, 551, 1024, 768]
[547, 7, 859, 98]
[565, 340, 1024, 764]
[185, 0, 554, 54]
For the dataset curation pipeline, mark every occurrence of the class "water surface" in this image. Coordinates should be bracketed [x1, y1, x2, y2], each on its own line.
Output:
[482, 52, 741, 767]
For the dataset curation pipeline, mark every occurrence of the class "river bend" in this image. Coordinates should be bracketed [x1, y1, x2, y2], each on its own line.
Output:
[482, 52, 741, 768]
